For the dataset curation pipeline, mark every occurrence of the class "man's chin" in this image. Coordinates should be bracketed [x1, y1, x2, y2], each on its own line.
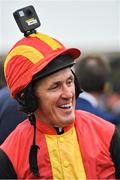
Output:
[59, 117, 75, 127]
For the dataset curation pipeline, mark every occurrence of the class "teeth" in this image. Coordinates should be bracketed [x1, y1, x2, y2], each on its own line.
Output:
[60, 103, 72, 108]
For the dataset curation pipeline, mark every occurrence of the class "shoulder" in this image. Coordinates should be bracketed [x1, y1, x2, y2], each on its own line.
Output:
[0, 118, 32, 155]
[1, 119, 32, 148]
[0, 119, 33, 175]
[13, 119, 32, 135]
[75, 110, 115, 139]
[75, 110, 115, 126]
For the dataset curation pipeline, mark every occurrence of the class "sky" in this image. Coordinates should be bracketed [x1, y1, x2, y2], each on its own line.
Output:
[0, 0, 120, 55]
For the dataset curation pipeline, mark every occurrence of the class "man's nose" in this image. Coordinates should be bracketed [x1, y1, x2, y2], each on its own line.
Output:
[61, 85, 73, 98]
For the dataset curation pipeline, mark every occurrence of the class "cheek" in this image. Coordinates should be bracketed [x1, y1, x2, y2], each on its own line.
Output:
[71, 84, 76, 96]
[37, 94, 57, 108]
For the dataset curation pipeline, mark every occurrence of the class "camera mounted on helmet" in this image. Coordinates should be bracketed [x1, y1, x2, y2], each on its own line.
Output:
[13, 5, 40, 37]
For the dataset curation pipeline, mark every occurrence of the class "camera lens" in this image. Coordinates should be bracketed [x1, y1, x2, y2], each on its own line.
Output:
[26, 9, 32, 16]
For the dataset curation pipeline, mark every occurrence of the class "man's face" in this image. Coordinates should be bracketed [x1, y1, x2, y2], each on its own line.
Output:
[34, 68, 76, 127]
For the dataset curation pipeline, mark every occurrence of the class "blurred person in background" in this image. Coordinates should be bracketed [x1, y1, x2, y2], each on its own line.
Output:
[0, 60, 26, 144]
[106, 73, 120, 115]
[75, 55, 120, 127]
[105, 57, 120, 115]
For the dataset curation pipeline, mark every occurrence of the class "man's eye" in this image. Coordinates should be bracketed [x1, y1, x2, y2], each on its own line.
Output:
[67, 78, 73, 85]
[52, 85, 58, 89]
[49, 83, 59, 90]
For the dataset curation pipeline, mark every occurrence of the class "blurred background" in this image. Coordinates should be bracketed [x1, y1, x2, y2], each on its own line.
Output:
[0, 0, 120, 112]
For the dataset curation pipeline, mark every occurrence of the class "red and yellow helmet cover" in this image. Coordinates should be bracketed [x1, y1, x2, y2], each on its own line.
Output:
[4, 32, 80, 98]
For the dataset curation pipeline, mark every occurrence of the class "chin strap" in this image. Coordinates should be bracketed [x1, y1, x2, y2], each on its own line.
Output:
[71, 69, 83, 98]
[28, 113, 64, 176]
[28, 113, 40, 177]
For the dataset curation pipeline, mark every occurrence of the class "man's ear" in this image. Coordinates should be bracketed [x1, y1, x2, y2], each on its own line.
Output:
[16, 84, 38, 113]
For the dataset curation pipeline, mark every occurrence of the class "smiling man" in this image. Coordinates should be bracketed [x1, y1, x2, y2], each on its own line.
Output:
[35, 68, 75, 127]
[0, 32, 120, 179]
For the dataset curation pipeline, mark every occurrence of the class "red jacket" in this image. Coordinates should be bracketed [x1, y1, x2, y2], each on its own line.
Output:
[0, 110, 115, 179]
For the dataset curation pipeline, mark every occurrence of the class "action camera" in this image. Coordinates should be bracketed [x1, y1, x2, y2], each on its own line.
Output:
[13, 5, 41, 36]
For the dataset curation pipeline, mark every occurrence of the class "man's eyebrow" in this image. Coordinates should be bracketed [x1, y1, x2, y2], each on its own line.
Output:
[50, 80, 61, 86]
[68, 74, 74, 79]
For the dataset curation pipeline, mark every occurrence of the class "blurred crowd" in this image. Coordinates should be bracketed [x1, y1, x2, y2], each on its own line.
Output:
[105, 57, 120, 115]
[74, 53, 120, 128]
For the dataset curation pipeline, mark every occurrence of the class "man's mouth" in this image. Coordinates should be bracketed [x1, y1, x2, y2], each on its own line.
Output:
[59, 103, 72, 109]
